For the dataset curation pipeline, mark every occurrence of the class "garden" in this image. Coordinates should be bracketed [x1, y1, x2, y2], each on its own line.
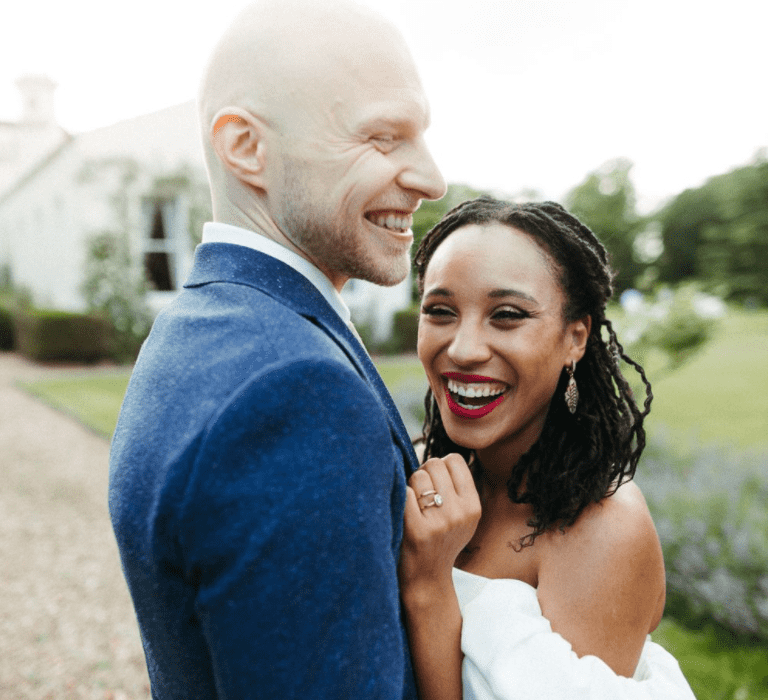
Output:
[14, 303, 768, 700]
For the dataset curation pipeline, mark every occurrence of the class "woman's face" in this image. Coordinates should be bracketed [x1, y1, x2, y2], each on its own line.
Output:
[417, 222, 589, 462]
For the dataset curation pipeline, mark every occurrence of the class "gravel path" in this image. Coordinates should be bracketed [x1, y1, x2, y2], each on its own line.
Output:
[0, 353, 150, 700]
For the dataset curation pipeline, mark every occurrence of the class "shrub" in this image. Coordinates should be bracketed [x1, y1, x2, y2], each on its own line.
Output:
[383, 305, 419, 355]
[0, 297, 13, 350]
[81, 232, 152, 363]
[12, 307, 113, 362]
[636, 434, 768, 642]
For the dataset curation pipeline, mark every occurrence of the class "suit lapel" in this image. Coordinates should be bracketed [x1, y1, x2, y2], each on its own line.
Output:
[185, 243, 419, 475]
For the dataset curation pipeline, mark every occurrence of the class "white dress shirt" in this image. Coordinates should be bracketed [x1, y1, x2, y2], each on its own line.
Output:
[201, 221, 352, 325]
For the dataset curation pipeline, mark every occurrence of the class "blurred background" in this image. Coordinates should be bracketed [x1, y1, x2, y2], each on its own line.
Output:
[0, 1, 766, 698]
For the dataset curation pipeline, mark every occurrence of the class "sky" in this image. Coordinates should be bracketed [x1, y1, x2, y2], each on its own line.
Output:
[1, 0, 766, 213]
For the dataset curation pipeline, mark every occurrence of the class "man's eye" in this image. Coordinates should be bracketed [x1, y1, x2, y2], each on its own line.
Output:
[371, 135, 397, 150]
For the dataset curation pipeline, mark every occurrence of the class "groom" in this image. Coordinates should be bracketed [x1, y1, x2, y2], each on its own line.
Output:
[108, 0, 445, 698]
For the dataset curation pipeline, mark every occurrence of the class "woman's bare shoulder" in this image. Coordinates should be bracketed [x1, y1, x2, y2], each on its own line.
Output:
[539, 480, 666, 628]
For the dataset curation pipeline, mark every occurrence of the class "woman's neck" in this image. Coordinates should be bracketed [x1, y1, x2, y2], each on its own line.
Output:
[474, 443, 527, 495]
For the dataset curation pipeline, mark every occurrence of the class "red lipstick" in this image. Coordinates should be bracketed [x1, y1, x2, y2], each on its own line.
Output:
[444, 388, 505, 419]
[443, 372, 498, 382]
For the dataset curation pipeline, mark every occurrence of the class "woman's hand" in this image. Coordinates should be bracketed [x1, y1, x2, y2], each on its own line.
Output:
[398, 454, 480, 700]
[399, 453, 481, 601]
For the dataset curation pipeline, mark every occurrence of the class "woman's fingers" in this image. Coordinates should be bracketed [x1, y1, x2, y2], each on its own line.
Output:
[442, 453, 478, 498]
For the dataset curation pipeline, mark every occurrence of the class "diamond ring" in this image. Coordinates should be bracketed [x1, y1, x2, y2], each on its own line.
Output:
[421, 493, 444, 509]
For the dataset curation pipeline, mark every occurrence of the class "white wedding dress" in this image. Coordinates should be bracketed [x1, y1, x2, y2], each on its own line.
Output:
[453, 568, 696, 700]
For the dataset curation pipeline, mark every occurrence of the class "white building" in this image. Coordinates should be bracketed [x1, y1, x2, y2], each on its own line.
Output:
[0, 77, 411, 343]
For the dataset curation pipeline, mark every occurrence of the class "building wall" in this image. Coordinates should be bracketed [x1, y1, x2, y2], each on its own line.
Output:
[0, 102, 204, 311]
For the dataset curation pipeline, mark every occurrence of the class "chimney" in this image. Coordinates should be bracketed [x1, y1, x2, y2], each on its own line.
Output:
[15, 74, 58, 126]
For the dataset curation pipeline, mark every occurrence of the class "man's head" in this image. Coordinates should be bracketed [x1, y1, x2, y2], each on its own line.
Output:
[199, 0, 446, 290]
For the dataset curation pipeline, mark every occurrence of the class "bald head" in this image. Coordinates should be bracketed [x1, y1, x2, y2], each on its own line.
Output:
[198, 0, 445, 289]
[199, 0, 417, 151]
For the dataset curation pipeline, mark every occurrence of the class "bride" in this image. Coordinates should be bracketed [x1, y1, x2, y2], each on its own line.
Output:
[398, 197, 695, 699]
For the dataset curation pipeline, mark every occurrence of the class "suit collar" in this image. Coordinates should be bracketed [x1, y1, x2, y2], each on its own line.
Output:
[200, 223, 351, 324]
[185, 243, 419, 474]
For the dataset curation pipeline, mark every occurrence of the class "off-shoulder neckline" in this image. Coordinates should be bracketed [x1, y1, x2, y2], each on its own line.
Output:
[453, 566, 538, 593]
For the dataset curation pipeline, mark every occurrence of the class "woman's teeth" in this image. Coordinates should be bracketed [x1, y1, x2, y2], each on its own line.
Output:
[446, 379, 506, 399]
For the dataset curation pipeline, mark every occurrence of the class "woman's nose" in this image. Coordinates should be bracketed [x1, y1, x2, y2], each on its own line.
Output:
[447, 324, 491, 366]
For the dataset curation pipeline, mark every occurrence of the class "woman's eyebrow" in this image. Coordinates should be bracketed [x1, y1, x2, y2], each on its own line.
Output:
[487, 288, 537, 303]
[423, 288, 452, 299]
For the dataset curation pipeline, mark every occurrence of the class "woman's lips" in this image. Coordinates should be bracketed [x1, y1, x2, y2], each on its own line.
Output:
[441, 372, 509, 418]
[445, 388, 505, 419]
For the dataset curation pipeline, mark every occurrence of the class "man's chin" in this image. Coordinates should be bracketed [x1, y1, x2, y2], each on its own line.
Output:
[361, 253, 411, 287]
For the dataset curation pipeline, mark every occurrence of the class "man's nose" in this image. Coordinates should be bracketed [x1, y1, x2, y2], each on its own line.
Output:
[397, 137, 447, 201]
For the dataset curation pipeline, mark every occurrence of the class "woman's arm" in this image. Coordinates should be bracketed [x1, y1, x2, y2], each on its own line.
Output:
[399, 454, 481, 700]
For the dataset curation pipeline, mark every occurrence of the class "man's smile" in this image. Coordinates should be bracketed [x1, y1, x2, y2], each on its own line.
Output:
[365, 210, 413, 235]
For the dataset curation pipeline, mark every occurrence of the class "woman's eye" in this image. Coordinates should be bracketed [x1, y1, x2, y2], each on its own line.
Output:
[421, 305, 454, 318]
[492, 308, 528, 322]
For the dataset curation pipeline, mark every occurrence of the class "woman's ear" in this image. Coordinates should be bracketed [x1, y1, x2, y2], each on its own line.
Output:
[567, 315, 592, 362]
[210, 107, 268, 190]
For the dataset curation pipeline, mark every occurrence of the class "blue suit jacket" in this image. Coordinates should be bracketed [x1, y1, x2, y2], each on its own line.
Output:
[109, 243, 420, 699]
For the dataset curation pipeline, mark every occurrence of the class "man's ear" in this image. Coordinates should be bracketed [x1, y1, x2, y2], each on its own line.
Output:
[568, 314, 592, 362]
[210, 108, 268, 190]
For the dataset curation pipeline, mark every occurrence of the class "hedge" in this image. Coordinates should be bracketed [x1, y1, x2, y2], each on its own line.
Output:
[0, 298, 13, 350]
[12, 307, 114, 362]
[385, 305, 419, 355]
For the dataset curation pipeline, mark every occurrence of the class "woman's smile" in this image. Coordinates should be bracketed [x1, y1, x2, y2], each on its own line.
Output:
[443, 372, 509, 418]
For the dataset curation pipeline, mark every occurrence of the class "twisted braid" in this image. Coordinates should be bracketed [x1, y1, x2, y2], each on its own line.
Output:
[414, 196, 652, 547]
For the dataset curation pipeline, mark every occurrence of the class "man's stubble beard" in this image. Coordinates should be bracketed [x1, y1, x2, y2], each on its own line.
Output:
[281, 174, 411, 287]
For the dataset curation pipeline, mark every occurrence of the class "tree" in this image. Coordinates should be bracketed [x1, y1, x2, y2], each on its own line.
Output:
[657, 156, 768, 305]
[565, 158, 643, 295]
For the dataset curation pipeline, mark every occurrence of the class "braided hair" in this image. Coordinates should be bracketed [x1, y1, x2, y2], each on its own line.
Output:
[414, 196, 652, 547]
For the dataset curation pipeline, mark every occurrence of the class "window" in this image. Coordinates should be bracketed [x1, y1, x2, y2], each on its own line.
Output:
[142, 198, 181, 292]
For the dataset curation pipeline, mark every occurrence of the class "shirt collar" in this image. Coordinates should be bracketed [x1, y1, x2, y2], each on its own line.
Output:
[201, 221, 351, 324]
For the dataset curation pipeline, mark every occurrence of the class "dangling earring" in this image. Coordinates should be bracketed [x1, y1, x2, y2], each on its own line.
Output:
[565, 360, 579, 414]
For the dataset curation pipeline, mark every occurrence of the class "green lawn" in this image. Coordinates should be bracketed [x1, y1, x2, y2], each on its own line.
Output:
[652, 619, 768, 700]
[20, 373, 132, 438]
[643, 308, 768, 450]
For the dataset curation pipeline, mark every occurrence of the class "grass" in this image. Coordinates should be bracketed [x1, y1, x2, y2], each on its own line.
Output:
[652, 619, 768, 700]
[20, 373, 132, 439]
[642, 308, 768, 450]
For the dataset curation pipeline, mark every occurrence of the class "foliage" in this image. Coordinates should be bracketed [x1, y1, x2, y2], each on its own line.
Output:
[0, 295, 14, 350]
[12, 307, 113, 362]
[565, 158, 645, 294]
[378, 304, 420, 355]
[657, 155, 768, 305]
[652, 617, 768, 700]
[0, 263, 12, 292]
[613, 284, 725, 378]
[81, 231, 152, 362]
[637, 434, 768, 644]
